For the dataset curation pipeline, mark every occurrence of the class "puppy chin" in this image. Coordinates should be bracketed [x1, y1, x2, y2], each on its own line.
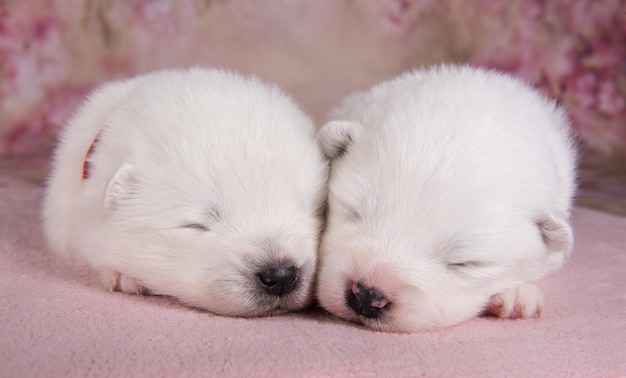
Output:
[206, 295, 313, 318]
[381, 291, 489, 333]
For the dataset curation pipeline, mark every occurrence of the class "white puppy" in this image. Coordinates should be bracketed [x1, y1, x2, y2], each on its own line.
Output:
[316, 65, 577, 332]
[42, 68, 328, 317]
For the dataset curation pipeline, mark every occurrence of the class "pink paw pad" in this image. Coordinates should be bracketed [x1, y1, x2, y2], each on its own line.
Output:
[486, 283, 544, 319]
[105, 270, 146, 295]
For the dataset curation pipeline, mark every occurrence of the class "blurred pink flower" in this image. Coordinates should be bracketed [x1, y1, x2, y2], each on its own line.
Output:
[597, 80, 625, 115]
[470, 0, 626, 157]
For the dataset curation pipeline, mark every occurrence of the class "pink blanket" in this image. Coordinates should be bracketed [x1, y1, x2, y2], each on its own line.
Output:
[1, 185, 625, 377]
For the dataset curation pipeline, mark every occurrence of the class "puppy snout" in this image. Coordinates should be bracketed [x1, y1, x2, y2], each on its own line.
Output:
[258, 266, 298, 296]
[346, 281, 390, 319]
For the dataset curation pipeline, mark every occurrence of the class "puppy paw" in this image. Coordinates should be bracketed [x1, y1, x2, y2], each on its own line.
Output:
[99, 267, 146, 295]
[486, 283, 544, 319]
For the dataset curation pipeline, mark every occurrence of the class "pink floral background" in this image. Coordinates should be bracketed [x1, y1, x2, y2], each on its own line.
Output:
[1, 0, 625, 212]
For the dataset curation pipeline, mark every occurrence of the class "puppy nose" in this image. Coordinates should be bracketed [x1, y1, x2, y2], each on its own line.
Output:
[346, 280, 390, 319]
[258, 266, 298, 296]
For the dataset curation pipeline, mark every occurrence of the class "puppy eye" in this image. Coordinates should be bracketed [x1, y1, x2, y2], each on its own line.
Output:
[182, 223, 210, 232]
[447, 261, 482, 271]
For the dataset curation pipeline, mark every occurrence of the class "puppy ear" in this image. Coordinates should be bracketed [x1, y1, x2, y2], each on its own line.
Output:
[103, 162, 134, 213]
[537, 212, 573, 258]
[317, 120, 363, 159]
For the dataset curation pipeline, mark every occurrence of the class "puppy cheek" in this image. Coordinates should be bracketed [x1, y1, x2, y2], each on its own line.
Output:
[316, 254, 353, 318]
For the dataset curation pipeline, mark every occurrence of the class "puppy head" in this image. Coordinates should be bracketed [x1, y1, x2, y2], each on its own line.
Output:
[84, 71, 329, 316]
[316, 119, 573, 332]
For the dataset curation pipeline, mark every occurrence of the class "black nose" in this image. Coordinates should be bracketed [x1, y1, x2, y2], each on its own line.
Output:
[258, 266, 298, 296]
[346, 281, 390, 319]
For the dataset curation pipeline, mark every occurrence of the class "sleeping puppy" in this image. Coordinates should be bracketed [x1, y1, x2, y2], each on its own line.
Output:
[42, 68, 328, 317]
[316, 65, 577, 332]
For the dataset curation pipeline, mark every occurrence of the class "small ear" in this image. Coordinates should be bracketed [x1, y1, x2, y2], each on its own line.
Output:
[537, 212, 573, 257]
[103, 162, 134, 213]
[317, 120, 363, 159]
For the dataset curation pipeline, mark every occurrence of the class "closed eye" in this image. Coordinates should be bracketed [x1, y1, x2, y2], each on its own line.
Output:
[181, 223, 210, 232]
[447, 261, 483, 271]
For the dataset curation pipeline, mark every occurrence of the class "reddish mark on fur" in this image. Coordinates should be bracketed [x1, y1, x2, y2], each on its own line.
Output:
[82, 130, 103, 180]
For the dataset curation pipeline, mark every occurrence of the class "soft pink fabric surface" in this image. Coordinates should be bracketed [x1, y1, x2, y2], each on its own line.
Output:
[1, 186, 625, 377]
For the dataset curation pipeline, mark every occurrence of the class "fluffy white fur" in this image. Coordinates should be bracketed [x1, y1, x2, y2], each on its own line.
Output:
[42, 68, 328, 317]
[316, 65, 577, 332]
